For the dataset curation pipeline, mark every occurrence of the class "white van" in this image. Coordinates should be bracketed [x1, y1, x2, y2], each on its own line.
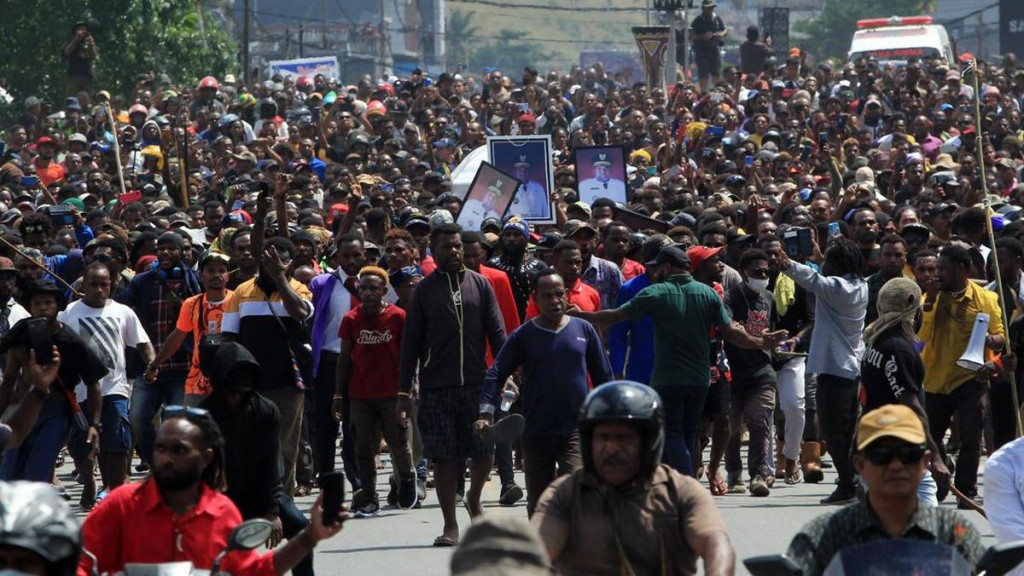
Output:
[848, 16, 955, 65]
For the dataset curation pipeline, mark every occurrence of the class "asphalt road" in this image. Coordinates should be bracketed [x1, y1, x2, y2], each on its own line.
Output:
[59, 448, 996, 575]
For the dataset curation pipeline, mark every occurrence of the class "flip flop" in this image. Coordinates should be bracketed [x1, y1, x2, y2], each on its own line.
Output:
[710, 477, 727, 496]
[484, 414, 525, 444]
[433, 535, 458, 547]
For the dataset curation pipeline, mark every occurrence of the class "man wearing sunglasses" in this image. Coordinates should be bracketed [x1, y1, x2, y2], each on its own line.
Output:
[787, 404, 985, 576]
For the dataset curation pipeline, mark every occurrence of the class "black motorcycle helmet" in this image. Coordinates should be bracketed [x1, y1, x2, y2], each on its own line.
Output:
[578, 381, 664, 477]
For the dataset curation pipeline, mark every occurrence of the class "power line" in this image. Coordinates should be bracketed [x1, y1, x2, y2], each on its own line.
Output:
[448, 0, 647, 12]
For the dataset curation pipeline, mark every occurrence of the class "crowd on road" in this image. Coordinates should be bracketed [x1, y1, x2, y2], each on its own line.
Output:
[7, 7, 1024, 575]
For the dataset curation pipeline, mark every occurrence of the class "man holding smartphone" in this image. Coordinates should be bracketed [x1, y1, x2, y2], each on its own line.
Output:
[0, 281, 107, 483]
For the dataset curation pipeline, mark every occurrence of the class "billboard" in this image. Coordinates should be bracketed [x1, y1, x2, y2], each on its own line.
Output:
[268, 56, 340, 81]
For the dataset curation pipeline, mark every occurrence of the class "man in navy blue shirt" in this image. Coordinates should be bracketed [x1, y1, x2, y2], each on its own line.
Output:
[476, 268, 613, 516]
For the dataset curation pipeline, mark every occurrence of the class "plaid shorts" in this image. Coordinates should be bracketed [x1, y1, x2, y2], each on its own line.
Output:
[417, 385, 492, 461]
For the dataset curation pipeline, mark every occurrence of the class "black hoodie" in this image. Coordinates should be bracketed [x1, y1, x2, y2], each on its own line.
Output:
[200, 342, 283, 519]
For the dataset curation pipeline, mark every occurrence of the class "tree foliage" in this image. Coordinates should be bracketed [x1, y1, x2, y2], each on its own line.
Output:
[793, 0, 936, 61]
[1, 0, 237, 107]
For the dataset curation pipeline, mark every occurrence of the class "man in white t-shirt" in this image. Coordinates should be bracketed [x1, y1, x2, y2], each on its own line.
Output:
[59, 263, 154, 505]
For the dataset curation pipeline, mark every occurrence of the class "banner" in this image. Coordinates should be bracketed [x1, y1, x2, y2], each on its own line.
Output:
[631, 26, 671, 91]
[268, 57, 340, 81]
[1002, 0, 1024, 60]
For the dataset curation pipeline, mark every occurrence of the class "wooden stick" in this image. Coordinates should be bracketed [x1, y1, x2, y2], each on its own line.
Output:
[949, 483, 986, 518]
[966, 56, 1023, 439]
[0, 236, 84, 298]
[104, 106, 129, 199]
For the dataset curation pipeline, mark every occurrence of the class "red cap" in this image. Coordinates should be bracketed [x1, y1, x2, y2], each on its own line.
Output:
[231, 210, 252, 225]
[686, 245, 724, 271]
[962, 125, 977, 135]
[519, 113, 537, 125]
[35, 136, 55, 147]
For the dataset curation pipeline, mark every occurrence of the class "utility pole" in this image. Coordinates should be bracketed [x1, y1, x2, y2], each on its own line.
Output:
[242, 0, 251, 85]
[379, 0, 387, 78]
[299, 24, 304, 58]
[666, 10, 676, 87]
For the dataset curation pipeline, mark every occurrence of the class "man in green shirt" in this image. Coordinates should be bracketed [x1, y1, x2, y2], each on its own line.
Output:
[573, 246, 786, 477]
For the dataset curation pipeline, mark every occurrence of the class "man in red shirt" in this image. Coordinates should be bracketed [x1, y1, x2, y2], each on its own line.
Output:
[31, 137, 66, 188]
[79, 409, 344, 576]
[333, 266, 417, 517]
[601, 221, 646, 281]
[526, 240, 600, 319]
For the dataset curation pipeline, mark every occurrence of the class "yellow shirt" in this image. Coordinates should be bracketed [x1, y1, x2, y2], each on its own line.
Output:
[918, 280, 1004, 395]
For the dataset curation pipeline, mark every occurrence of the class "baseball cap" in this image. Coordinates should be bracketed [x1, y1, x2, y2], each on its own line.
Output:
[686, 245, 724, 271]
[639, 234, 675, 264]
[0, 257, 15, 272]
[565, 220, 598, 239]
[654, 246, 691, 270]
[536, 231, 563, 251]
[450, 517, 552, 576]
[198, 251, 231, 271]
[856, 404, 926, 450]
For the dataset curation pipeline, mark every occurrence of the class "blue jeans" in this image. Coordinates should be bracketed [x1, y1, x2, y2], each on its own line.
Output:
[130, 371, 186, 465]
[280, 496, 313, 576]
[656, 386, 709, 477]
[1, 398, 71, 481]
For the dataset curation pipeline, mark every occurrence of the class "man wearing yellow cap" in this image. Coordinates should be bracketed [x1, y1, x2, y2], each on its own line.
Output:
[786, 404, 984, 576]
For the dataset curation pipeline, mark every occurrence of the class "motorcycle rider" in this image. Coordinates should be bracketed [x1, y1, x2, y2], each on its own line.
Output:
[786, 404, 984, 576]
[531, 381, 735, 575]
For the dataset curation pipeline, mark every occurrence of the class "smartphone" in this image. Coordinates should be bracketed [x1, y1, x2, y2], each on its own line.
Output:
[710, 93, 724, 103]
[836, 114, 848, 133]
[706, 125, 725, 138]
[818, 131, 830, 147]
[21, 175, 39, 188]
[119, 190, 143, 204]
[320, 472, 345, 525]
[25, 318, 54, 365]
[800, 146, 813, 162]
[49, 205, 75, 228]
[783, 227, 813, 258]
[828, 221, 841, 238]
[745, 155, 754, 168]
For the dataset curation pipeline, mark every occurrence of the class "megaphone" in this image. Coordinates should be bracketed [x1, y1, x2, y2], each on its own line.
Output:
[956, 312, 990, 371]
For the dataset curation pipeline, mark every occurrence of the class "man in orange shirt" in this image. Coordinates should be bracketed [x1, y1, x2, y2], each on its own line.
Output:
[461, 231, 524, 505]
[526, 240, 600, 319]
[31, 137, 66, 187]
[146, 252, 233, 406]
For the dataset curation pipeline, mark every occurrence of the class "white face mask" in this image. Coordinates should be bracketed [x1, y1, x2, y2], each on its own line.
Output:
[746, 277, 769, 292]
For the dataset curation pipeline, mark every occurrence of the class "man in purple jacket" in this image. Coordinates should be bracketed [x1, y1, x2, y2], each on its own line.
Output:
[308, 233, 365, 490]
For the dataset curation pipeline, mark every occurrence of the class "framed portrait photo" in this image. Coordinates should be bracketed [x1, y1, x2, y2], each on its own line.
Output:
[455, 162, 522, 233]
[488, 135, 555, 223]
[574, 145, 628, 205]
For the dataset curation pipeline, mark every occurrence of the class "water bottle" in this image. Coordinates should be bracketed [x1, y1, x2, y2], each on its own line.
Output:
[500, 389, 515, 413]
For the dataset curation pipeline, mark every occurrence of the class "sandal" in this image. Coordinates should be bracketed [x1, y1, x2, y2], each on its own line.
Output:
[294, 484, 313, 497]
[709, 471, 727, 496]
[785, 461, 802, 485]
[433, 535, 458, 547]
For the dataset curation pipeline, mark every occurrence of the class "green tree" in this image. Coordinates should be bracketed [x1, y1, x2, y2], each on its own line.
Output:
[793, 0, 936, 61]
[446, 9, 479, 69]
[1, 0, 236, 109]
[471, 29, 552, 73]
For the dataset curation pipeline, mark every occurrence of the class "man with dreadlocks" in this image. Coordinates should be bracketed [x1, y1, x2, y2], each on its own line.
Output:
[859, 277, 950, 505]
[78, 401, 346, 576]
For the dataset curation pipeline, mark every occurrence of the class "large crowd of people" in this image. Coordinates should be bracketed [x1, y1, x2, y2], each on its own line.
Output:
[4, 8, 1024, 575]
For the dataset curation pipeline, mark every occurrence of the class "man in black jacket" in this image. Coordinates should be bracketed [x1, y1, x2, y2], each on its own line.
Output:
[201, 342, 314, 576]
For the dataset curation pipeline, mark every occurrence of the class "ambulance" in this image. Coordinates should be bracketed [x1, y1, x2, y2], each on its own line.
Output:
[848, 16, 955, 65]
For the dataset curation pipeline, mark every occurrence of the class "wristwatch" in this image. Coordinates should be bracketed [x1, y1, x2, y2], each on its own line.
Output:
[90, 421, 103, 432]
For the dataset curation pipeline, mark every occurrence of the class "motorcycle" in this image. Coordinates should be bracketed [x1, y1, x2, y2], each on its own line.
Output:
[83, 518, 275, 576]
[744, 540, 1024, 576]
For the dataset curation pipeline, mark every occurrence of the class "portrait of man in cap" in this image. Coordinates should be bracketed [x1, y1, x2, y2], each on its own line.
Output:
[576, 146, 627, 204]
[457, 163, 520, 232]
[489, 136, 553, 222]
